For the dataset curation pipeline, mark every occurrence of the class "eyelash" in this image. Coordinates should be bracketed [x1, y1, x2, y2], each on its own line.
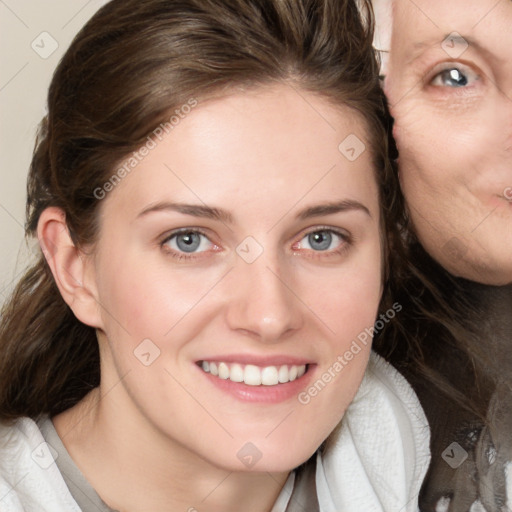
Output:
[160, 228, 219, 262]
[291, 227, 353, 260]
[159, 227, 353, 262]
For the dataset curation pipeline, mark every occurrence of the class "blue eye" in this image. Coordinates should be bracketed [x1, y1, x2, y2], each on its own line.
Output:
[163, 230, 212, 253]
[298, 230, 345, 252]
[430, 66, 477, 88]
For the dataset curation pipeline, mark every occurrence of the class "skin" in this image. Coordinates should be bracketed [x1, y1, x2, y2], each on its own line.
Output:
[39, 84, 383, 512]
[384, 0, 512, 285]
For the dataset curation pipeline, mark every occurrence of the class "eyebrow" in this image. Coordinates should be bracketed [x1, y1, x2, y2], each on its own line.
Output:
[137, 202, 234, 223]
[296, 200, 371, 220]
[136, 199, 371, 224]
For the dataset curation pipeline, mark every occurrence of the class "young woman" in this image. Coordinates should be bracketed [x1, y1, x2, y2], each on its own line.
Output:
[0, 0, 430, 510]
[374, 0, 512, 509]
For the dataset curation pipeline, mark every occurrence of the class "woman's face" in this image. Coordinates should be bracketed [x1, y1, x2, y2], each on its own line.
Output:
[87, 85, 382, 473]
[384, 0, 512, 285]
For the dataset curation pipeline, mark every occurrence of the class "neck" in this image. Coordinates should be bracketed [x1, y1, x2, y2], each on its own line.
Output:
[53, 384, 290, 512]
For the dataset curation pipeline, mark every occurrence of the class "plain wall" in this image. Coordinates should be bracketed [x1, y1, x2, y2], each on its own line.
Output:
[0, 0, 109, 305]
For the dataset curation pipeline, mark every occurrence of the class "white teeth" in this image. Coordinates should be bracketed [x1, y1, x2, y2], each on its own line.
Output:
[200, 361, 307, 386]
[278, 365, 289, 383]
[218, 362, 229, 380]
[261, 366, 279, 386]
[244, 365, 262, 386]
[230, 363, 244, 383]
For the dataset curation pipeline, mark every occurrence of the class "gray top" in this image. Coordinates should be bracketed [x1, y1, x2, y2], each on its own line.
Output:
[37, 416, 118, 512]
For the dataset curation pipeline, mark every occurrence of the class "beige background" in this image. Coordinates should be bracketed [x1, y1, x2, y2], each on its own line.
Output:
[0, 0, 109, 305]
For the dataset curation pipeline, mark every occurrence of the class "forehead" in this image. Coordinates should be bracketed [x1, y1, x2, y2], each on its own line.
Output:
[390, 0, 512, 63]
[104, 85, 379, 222]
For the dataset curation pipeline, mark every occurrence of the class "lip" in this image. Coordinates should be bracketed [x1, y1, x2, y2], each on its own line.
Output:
[194, 357, 316, 404]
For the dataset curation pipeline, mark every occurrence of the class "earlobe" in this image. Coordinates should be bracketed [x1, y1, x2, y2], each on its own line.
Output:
[37, 207, 103, 329]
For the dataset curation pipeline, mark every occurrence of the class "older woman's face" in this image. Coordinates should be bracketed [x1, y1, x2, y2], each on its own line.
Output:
[384, 0, 512, 285]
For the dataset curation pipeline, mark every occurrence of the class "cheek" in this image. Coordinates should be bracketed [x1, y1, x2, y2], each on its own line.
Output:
[394, 96, 508, 192]
[295, 260, 380, 442]
[395, 110, 474, 195]
[305, 241, 383, 348]
[320, 277, 380, 338]
[95, 248, 223, 352]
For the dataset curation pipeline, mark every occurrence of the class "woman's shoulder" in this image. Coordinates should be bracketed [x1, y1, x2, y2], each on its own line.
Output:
[0, 416, 81, 512]
[315, 352, 431, 512]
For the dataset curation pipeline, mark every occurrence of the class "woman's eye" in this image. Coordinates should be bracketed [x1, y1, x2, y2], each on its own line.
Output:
[163, 231, 213, 254]
[430, 66, 477, 88]
[296, 230, 345, 252]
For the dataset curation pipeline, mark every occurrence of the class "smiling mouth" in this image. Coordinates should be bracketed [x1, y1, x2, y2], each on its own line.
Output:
[198, 361, 308, 386]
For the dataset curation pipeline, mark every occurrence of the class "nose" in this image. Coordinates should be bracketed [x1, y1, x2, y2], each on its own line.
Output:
[224, 257, 303, 343]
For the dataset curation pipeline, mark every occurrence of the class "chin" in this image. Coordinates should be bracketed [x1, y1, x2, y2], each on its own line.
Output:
[441, 253, 512, 287]
[207, 439, 319, 474]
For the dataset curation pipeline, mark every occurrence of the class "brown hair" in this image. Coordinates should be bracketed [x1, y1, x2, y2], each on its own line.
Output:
[372, 238, 506, 506]
[375, 240, 494, 417]
[0, 0, 404, 421]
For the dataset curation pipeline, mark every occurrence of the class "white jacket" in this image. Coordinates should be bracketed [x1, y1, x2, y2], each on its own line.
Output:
[0, 353, 431, 512]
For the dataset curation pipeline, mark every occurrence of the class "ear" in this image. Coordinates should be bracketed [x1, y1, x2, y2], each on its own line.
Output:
[37, 207, 103, 329]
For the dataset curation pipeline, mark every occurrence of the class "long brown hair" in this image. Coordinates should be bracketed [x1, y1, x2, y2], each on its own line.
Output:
[0, 0, 404, 421]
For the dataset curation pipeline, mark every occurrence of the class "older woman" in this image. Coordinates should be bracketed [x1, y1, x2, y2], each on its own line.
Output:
[377, 0, 512, 510]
